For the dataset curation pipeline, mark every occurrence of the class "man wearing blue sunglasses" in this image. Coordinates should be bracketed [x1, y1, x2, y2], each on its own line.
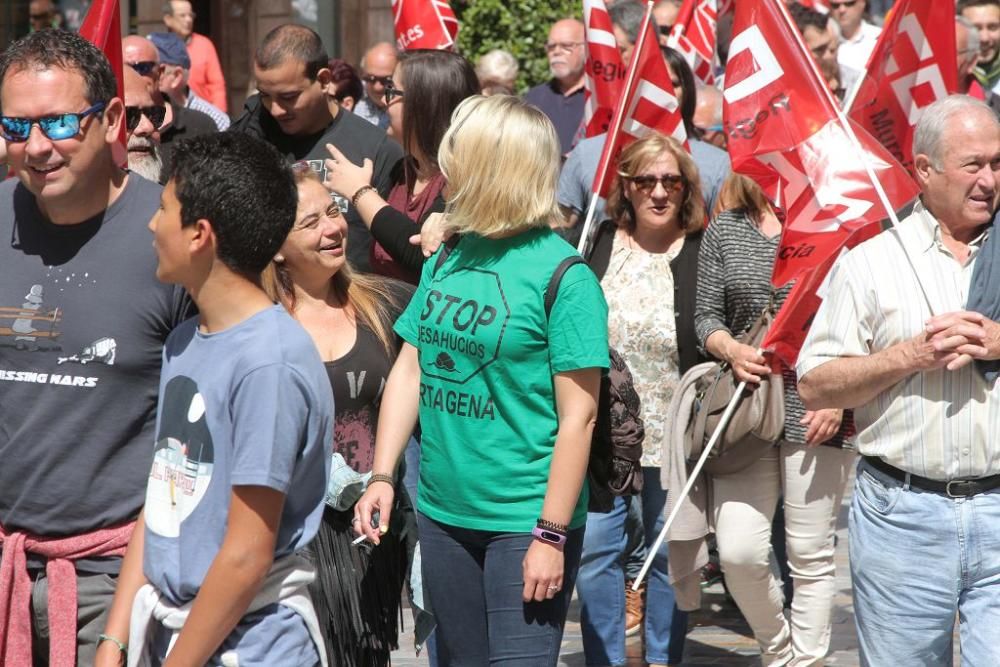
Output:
[0, 29, 193, 666]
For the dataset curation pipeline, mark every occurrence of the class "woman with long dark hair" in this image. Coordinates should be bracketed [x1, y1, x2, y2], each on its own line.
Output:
[324, 49, 480, 283]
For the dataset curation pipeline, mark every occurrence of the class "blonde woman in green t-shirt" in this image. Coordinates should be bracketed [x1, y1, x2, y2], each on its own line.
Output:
[354, 95, 610, 665]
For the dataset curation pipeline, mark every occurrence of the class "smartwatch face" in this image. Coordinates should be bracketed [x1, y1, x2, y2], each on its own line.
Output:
[538, 529, 562, 542]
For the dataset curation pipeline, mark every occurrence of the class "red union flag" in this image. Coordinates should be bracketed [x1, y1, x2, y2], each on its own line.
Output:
[666, 0, 718, 85]
[847, 0, 957, 177]
[582, 0, 627, 138]
[79, 0, 125, 159]
[392, 0, 459, 51]
[591, 8, 687, 198]
[761, 223, 882, 367]
[724, 0, 918, 288]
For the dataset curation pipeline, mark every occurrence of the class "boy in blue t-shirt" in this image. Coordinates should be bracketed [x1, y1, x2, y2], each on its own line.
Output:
[96, 133, 333, 667]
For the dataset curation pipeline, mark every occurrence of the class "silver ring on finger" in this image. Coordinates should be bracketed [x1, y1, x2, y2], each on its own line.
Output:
[547, 585, 559, 591]
[351, 517, 360, 525]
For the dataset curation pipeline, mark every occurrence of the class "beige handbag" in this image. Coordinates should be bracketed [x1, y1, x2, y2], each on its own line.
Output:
[684, 305, 785, 475]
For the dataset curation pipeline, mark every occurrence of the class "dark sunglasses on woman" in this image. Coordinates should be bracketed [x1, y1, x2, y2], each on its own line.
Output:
[628, 173, 684, 193]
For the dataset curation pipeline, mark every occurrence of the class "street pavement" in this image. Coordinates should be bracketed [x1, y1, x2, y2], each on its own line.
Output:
[391, 470, 960, 665]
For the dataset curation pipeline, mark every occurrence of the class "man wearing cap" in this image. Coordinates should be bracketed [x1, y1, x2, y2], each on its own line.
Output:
[149, 31, 230, 131]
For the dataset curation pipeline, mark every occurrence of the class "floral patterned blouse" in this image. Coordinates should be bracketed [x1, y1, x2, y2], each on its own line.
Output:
[600, 230, 682, 467]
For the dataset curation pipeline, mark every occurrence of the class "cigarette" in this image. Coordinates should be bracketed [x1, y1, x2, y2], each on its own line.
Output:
[352, 534, 369, 546]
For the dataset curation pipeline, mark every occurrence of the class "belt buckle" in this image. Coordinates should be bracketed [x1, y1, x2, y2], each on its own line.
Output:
[946, 479, 970, 498]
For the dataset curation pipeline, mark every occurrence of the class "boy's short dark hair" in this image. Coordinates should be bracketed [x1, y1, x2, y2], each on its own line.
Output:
[0, 29, 116, 109]
[255, 24, 329, 81]
[170, 133, 297, 279]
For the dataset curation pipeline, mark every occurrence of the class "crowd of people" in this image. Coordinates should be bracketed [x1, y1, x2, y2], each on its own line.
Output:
[1, 0, 1000, 666]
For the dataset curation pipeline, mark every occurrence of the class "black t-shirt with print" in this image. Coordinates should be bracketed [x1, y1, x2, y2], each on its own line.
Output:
[231, 96, 404, 272]
[325, 281, 412, 473]
[0, 174, 193, 537]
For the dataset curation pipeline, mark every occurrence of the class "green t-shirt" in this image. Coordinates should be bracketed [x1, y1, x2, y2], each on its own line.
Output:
[395, 227, 609, 532]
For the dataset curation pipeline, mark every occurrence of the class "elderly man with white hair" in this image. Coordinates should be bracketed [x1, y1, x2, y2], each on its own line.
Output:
[798, 94, 1000, 666]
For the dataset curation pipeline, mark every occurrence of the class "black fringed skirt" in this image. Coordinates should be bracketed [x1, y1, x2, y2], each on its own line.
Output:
[307, 505, 408, 667]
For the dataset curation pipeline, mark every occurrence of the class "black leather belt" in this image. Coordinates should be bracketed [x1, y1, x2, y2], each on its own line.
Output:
[862, 456, 1000, 498]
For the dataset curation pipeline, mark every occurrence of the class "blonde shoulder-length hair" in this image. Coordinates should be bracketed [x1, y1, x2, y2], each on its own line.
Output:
[437, 94, 563, 237]
[605, 132, 706, 235]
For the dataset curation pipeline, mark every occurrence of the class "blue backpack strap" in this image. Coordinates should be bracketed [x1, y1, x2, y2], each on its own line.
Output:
[544, 255, 588, 318]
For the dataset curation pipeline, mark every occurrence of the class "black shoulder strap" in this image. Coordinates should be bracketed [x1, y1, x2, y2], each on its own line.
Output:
[432, 235, 461, 275]
[544, 255, 588, 318]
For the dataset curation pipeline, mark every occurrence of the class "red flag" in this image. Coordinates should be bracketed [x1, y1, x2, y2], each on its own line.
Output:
[666, 0, 717, 85]
[761, 223, 882, 367]
[79, 0, 125, 155]
[582, 0, 627, 138]
[723, 0, 918, 288]
[392, 0, 459, 51]
[847, 0, 957, 177]
[591, 5, 687, 198]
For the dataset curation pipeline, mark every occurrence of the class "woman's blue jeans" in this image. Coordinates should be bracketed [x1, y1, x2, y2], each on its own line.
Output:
[576, 467, 688, 665]
[417, 512, 583, 666]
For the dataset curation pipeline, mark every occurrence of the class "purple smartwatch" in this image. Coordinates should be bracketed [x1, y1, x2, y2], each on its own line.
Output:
[532, 525, 567, 549]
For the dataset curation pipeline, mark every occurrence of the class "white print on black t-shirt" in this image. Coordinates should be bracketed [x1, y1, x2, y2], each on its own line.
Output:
[0, 283, 117, 387]
[146, 375, 215, 538]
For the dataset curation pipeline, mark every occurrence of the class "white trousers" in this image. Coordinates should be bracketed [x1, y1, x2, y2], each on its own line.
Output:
[712, 442, 854, 667]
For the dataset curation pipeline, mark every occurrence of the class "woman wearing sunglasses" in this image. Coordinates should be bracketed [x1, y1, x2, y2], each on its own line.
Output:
[694, 174, 854, 665]
[575, 132, 704, 667]
[323, 49, 479, 284]
[262, 165, 412, 667]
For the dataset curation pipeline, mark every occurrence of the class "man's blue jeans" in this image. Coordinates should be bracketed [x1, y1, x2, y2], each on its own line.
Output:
[850, 458, 1000, 666]
[576, 468, 688, 666]
[417, 512, 583, 666]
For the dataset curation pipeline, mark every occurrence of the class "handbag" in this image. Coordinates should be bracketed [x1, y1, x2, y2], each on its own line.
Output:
[683, 304, 784, 475]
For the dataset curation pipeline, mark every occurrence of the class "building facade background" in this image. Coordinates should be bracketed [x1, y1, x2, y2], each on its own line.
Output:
[1, 0, 394, 114]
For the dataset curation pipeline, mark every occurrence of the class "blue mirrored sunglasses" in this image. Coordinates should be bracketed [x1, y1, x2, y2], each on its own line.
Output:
[0, 102, 106, 143]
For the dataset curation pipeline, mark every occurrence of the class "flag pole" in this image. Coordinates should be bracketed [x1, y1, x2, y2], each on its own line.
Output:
[576, 193, 602, 255]
[583, 0, 656, 250]
[632, 372, 754, 590]
[773, 0, 937, 314]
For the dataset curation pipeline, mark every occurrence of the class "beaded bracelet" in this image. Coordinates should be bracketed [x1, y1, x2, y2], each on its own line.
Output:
[369, 472, 395, 489]
[98, 633, 127, 655]
[351, 185, 377, 209]
[536, 518, 568, 534]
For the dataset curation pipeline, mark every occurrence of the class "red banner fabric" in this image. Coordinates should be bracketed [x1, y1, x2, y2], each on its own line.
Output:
[78, 0, 125, 155]
[582, 0, 627, 138]
[666, 0, 718, 85]
[591, 5, 687, 199]
[391, 0, 459, 51]
[723, 0, 918, 288]
[762, 222, 883, 368]
[847, 0, 958, 177]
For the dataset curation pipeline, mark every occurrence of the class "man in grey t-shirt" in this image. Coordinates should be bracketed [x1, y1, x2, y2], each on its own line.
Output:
[0, 30, 191, 666]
